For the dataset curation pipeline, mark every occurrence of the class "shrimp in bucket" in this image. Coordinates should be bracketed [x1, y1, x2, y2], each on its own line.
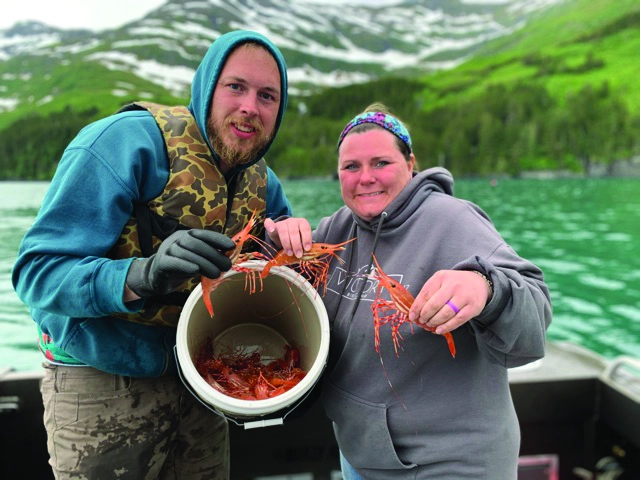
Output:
[175, 260, 330, 429]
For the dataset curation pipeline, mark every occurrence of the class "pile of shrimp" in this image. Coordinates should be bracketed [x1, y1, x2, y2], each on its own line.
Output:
[194, 339, 306, 400]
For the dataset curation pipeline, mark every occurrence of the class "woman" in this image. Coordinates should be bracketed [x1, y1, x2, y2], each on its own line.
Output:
[265, 104, 552, 479]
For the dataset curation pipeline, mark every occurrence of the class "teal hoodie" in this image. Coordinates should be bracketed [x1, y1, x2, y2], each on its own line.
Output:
[12, 30, 291, 377]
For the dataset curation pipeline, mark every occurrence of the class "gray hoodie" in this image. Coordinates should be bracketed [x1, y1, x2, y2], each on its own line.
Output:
[314, 167, 552, 479]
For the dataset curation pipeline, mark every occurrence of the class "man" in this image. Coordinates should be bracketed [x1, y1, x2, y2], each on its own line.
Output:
[12, 30, 291, 479]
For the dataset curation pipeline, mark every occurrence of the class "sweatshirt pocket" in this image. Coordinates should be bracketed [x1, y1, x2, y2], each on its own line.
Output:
[322, 379, 416, 470]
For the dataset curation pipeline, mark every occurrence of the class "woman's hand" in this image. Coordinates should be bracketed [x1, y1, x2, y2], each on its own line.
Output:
[408, 270, 492, 334]
[264, 217, 313, 258]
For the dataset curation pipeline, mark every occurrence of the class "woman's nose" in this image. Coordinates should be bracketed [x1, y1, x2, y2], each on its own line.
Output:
[359, 168, 376, 184]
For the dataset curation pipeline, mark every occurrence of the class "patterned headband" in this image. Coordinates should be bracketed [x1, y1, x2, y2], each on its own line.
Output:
[337, 111, 412, 152]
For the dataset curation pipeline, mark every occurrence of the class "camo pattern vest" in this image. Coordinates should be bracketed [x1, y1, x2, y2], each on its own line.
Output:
[108, 101, 267, 327]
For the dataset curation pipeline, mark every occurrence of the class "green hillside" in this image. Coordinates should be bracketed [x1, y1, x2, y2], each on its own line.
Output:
[271, 0, 640, 178]
[0, 56, 185, 131]
[420, 0, 640, 112]
[1, 0, 639, 180]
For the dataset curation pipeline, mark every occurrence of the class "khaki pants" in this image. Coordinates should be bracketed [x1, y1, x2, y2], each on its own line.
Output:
[40, 364, 229, 480]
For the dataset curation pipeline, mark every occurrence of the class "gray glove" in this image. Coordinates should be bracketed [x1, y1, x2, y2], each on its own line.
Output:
[126, 229, 235, 298]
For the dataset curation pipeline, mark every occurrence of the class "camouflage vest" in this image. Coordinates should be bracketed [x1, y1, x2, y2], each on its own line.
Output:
[108, 101, 267, 327]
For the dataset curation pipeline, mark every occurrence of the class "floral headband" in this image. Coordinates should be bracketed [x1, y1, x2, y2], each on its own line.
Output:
[337, 111, 412, 152]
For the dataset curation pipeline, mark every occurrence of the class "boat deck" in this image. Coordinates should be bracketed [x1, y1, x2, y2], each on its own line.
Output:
[1, 342, 638, 479]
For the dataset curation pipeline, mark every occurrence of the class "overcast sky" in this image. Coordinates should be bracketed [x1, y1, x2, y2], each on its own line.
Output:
[0, 1, 370, 31]
[1, 0, 511, 31]
[1, 1, 167, 30]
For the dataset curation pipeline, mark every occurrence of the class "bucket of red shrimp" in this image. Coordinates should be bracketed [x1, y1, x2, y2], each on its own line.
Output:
[176, 260, 330, 427]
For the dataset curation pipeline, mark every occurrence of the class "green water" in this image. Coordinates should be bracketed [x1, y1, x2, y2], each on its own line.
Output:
[1, 178, 639, 371]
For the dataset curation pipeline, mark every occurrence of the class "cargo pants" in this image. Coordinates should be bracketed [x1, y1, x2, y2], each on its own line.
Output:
[40, 363, 229, 480]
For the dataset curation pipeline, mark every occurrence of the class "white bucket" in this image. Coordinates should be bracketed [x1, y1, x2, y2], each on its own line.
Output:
[176, 260, 330, 428]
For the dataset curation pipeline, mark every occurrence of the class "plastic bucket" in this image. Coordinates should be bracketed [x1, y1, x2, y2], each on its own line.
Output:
[176, 260, 330, 428]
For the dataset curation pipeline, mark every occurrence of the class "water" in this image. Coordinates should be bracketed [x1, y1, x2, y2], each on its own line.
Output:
[452, 177, 640, 359]
[2, 178, 639, 371]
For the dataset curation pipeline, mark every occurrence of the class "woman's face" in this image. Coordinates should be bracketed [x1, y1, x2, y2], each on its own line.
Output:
[338, 128, 414, 221]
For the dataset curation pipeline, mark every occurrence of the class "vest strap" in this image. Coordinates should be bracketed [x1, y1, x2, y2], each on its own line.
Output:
[135, 203, 154, 258]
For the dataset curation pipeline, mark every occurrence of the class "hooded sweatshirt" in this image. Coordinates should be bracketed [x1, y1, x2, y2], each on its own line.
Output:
[12, 30, 291, 377]
[314, 168, 552, 480]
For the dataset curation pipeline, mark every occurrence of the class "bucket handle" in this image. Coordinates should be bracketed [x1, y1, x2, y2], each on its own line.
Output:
[173, 345, 321, 429]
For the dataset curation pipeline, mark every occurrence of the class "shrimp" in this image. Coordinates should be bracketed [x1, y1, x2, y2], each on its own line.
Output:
[370, 254, 456, 359]
[226, 209, 269, 265]
[260, 238, 356, 294]
[193, 340, 306, 400]
[201, 210, 270, 317]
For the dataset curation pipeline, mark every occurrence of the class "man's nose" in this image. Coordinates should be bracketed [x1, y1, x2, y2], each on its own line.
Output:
[239, 94, 259, 116]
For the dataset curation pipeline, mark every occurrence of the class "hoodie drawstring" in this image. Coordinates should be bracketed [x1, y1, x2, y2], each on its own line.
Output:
[342, 211, 388, 325]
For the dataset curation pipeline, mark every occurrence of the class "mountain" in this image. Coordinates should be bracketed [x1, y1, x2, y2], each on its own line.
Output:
[1, 0, 638, 180]
[416, 0, 640, 114]
[0, 0, 563, 126]
[262, 0, 640, 178]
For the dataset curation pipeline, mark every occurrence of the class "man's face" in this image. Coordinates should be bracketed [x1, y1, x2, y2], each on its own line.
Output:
[207, 44, 281, 172]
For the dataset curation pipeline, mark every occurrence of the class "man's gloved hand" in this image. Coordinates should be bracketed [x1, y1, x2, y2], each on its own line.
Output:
[126, 229, 236, 298]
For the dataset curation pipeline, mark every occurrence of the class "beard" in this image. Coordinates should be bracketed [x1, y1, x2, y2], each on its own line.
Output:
[207, 114, 272, 169]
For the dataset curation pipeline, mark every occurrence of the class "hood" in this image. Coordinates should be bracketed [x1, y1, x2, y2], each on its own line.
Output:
[187, 29, 288, 169]
[354, 167, 454, 232]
